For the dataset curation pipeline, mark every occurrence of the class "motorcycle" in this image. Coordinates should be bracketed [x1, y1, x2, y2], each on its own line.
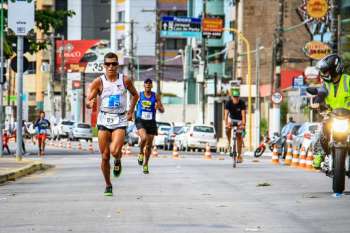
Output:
[307, 87, 350, 194]
[254, 132, 282, 158]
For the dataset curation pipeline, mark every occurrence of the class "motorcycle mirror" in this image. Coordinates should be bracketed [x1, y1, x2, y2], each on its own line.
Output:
[306, 87, 318, 95]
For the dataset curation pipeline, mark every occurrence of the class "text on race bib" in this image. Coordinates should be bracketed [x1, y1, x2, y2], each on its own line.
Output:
[141, 111, 153, 120]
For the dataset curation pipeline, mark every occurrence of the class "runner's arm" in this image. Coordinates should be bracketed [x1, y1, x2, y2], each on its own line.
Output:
[86, 78, 101, 109]
[124, 76, 139, 114]
[156, 94, 164, 113]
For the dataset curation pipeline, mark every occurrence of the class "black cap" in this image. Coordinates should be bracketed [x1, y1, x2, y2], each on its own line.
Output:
[144, 78, 153, 83]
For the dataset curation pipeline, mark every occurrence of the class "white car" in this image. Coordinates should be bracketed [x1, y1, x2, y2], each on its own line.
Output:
[176, 124, 217, 151]
[57, 120, 76, 139]
[154, 125, 171, 148]
[68, 123, 93, 142]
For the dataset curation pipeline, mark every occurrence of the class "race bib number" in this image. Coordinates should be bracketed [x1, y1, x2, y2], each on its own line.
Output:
[141, 111, 152, 120]
[100, 112, 119, 126]
[102, 95, 120, 109]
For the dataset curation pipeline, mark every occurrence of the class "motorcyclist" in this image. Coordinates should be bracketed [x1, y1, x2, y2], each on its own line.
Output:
[311, 54, 350, 164]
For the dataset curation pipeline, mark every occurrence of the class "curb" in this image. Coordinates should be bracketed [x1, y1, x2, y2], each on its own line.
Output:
[0, 161, 54, 184]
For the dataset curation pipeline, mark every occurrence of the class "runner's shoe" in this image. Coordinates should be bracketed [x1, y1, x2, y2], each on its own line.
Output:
[138, 153, 144, 166]
[104, 186, 113, 196]
[113, 159, 122, 177]
[143, 164, 149, 174]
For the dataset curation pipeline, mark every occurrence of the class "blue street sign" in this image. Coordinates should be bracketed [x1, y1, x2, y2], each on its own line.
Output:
[160, 16, 202, 39]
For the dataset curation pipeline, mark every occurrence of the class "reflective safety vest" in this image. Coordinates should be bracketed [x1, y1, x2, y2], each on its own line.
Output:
[324, 74, 350, 110]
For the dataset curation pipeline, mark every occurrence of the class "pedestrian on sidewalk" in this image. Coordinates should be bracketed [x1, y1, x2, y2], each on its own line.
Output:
[34, 111, 51, 156]
[2, 129, 12, 155]
[86, 52, 139, 196]
[135, 79, 164, 174]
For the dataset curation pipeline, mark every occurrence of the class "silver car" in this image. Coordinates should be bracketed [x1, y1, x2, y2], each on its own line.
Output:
[68, 123, 93, 142]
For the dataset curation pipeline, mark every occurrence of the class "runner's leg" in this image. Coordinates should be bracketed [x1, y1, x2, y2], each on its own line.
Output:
[110, 129, 126, 160]
[225, 127, 232, 153]
[237, 134, 243, 160]
[138, 128, 147, 155]
[98, 130, 112, 187]
[144, 135, 154, 166]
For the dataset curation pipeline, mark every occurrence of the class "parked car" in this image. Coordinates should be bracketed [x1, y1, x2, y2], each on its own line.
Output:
[57, 120, 75, 139]
[154, 125, 171, 149]
[68, 123, 93, 142]
[126, 124, 139, 146]
[293, 122, 322, 152]
[164, 126, 183, 150]
[176, 124, 216, 151]
[276, 122, 302, 157]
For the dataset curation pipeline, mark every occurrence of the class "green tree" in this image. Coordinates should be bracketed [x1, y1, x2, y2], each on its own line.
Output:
[2, 3, 75, 57]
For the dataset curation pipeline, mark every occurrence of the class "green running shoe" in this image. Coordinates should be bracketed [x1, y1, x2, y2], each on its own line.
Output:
[138, 153, 144, 166]
[143, 164, 149, 174]
[104, 186, 113, 196]
[113, 159, 122, 177]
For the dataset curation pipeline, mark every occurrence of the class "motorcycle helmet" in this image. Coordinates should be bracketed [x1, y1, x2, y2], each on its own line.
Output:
[231, 87, 240, 97]
[316, 54, 344, 83]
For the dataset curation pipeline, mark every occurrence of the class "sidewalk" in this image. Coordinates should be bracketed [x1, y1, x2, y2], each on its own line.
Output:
[0, 157, 53, 184]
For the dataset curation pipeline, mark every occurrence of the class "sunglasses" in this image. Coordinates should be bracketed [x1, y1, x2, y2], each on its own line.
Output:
[104, 62, 118, 67]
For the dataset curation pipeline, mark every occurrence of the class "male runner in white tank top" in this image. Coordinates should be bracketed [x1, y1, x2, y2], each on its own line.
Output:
[86, 52, 139, 196]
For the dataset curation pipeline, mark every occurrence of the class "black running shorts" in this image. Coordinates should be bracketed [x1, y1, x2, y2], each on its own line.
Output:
[135, 119, 158, 135]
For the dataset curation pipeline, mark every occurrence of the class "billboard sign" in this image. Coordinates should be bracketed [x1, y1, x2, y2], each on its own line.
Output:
[303, 40, 331, 60]
[306, 0, 329, 20]
[56, 40, 124, 73]
[202, 17, 224, 38]
[160, 16, 201, 39]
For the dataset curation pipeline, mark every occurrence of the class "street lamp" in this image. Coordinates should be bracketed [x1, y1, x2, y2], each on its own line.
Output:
[223, 27, 252, 151]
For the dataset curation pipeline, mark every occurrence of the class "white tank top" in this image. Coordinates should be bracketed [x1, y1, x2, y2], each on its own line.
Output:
[99, 73, 127, 114]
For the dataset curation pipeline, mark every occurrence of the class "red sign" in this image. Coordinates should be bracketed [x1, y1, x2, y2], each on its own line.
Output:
[55, 40, 100, 73]
[72, 80, 81, 89]
[202, 18, 223, 38]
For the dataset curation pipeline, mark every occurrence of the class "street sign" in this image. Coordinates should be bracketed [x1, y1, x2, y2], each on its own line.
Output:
[293, 75, 304, 88]
[304, 66, 320, 84]
[202, 17, 224, 38]
[160, 16, 201, 39]
[303, 41, 331, 60]
[8, 0, 35, 36]
[271, 92, 283, 104]
[10, 55, 29, 72]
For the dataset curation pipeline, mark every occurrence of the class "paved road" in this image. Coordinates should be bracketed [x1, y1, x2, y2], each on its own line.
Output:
[0, 148, 349, 233]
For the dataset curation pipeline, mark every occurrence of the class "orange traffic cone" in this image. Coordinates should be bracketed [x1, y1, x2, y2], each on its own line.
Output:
[298, 147, 307, 169]
[204, 143, 212, 160]
[67, 141, 72, 150]
[172, 143, 180, 159]
[284, 143, 293, 166]
[151, 146, 158, 158]
[291, 146, 299, 167]
[305, 149, 314, 171]
[272, 144, 279, 164]
[78, 142, 83, 151]
[88, 142, 94, 153]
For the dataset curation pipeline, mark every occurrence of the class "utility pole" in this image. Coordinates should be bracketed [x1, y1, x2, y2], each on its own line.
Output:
[16, 36, 24, 160]
[49, 34, 56, 119]
[330, 0, 339, 54]
[232, 0, 240, 80]
[155, 2, 161, 95]
[129, 19, 135, 81]
[272, 0, 284, 135]
[255, 38, 261, 147]
[142, 1, 161, 94]
[82, 72, 86, 122]
[0, 0, 4, 156]
[60, 35, 66, 120]
[201, 0, 207, 124]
